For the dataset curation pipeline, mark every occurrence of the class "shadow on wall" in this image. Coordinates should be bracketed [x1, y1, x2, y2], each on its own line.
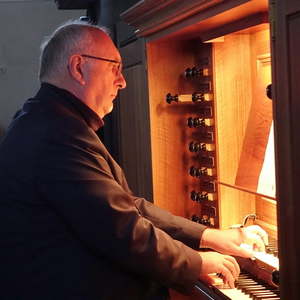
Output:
[0, 126, 4, 141]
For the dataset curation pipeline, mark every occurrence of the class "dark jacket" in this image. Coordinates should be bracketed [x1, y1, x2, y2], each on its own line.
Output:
[0, 83, 205, 300]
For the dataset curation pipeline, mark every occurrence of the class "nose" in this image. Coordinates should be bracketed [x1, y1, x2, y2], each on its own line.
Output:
[117, 72, 126, 89]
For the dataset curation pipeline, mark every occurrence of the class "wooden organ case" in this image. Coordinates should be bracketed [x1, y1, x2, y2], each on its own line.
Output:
[120, 0, 300, 299]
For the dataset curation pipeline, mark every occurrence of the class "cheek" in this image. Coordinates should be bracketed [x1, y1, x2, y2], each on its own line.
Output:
[96, 79, 113, 100]
[104, 76, 115, 92]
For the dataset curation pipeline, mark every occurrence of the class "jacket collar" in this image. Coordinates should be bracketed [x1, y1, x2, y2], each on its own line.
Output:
[37, 83, 104, 131]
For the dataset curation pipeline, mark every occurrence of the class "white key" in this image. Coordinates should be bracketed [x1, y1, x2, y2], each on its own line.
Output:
[219, 287, 252, 299]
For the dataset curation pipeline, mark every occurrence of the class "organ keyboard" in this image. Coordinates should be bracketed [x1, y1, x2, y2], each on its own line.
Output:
[195, 240, 280, 299]
[218, 272, 280, 300]
[195, 269, 280, 300]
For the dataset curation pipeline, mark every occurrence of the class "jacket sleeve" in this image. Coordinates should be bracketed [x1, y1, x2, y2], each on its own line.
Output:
[133, 197, 207, 250]
[35, 123, 203, 294]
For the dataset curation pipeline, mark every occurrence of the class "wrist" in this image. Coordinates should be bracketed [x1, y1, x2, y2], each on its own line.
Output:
[199, 228, 216, 248]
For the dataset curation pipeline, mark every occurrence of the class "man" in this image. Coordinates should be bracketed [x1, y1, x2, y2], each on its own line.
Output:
[0, 21, 267, 300]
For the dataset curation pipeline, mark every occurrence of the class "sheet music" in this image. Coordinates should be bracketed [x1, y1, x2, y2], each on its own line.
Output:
[257, 121, 276, 198]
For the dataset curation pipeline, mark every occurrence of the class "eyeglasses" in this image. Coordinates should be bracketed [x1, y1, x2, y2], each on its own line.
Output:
[81, 54, 122, 74]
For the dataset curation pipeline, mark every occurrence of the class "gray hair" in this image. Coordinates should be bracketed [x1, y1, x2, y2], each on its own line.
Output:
[39, 20, 110, 82]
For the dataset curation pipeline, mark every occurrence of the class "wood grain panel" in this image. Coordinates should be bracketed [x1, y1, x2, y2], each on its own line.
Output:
[213, 33, 253, 187]
[218, 184, 256, 229]
[213, 27, 274, 230]
[235, 29, 272, 191]
[147, 39, 213, 219]
[212, 34, 255, 229]
[255, 197, 277, 239]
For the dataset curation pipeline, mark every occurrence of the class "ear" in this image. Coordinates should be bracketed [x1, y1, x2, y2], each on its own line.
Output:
[68, 54, 86, 85]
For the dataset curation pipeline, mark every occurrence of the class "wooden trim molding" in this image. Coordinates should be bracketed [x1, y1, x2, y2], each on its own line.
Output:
[120, 0, 224, 37]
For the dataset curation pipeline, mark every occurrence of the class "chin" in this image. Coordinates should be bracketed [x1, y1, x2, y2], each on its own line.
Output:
[103, 106, 114, 117]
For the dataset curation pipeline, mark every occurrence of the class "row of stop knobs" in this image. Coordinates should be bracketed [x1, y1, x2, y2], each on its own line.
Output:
[187, 66, 216, 226]
[170, 65, 216, 226]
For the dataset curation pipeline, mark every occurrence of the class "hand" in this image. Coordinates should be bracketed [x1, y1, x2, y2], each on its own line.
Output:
[198, 251, 240, 288]
[242, 225, 269, 251]
[200, 225, 268, 258]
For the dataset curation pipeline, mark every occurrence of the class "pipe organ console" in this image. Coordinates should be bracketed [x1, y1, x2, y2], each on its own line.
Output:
[192, 238, 280, 299]
[119, 0, 300, 299]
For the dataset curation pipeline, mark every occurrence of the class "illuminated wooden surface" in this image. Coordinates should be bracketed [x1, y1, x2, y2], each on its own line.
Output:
[255, 197, 277, 239]
[147, 38, 206, 218]
[213, 26, 274, 229]
[235, 28, 272, 192]
[121, 0, 268, 41]
[213, 32, 253, 188]
[213, 31, 253, 228]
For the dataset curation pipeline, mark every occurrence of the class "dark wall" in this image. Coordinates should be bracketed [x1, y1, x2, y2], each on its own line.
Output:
[100, 0, 140, 26]
[98, 0, 140, 162]
[98, 0, 154, 201]
[0, 1, 85, 140]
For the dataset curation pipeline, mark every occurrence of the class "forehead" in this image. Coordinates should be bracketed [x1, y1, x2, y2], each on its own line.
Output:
[90, 29, 121, 61]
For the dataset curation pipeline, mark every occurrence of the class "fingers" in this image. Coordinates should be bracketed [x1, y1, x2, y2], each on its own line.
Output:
[216, 256, 240, 288]
[219, 256, 239, 288]
[199, 252, 240, 289]
[224, 255, 240, 278]
[244, 225, 268, 245]
[198, 274, 218, 286]
[219, 265, 236, 288]
[251, 225, 269, 246]
[252, 234, 266, 252]
[242, 225, 269, 252]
